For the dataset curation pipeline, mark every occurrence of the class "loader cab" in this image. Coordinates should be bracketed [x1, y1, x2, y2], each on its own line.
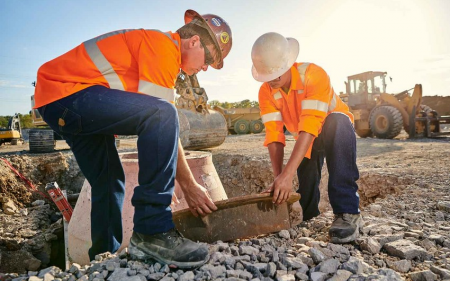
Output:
[346, 71, 387, 109]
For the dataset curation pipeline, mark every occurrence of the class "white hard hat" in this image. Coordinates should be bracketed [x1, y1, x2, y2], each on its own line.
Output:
[251, 32, 299, 82]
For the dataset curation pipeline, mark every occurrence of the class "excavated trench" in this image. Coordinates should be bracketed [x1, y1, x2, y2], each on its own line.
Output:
[0, 150, 415, 273]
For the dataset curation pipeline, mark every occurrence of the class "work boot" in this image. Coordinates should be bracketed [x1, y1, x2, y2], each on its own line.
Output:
[329, 213, 362, 243]
[128, 228, 209, 269]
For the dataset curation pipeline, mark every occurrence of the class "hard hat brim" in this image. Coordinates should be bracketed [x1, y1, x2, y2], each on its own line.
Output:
[251, 38, 299, 82]
[184, 9, 224, 69]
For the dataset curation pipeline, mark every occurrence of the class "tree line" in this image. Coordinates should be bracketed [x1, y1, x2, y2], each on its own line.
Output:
[0, 99, 260, 129]
[0, 113, 35, 129]
[208, 99, 259, 109]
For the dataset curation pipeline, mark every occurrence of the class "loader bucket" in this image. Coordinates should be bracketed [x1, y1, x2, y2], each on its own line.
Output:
[178, 108, 228, 150]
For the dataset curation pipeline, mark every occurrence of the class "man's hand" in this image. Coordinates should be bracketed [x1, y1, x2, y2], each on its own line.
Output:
[175, 138, 218, 217]
[263, 171, 294, 205]
[183, 181, 218, 217]
[264, 132, 315, 205]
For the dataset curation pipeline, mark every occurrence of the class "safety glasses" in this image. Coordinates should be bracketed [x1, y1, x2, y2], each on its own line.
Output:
[200, 39, 215, 66]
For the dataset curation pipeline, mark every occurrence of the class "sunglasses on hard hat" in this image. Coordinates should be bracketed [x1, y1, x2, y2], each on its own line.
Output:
[200, 39, 215, 66]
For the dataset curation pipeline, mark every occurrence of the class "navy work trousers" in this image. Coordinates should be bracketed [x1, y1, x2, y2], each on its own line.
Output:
[297, 113, 360, 221]
[38, 85, 178, 260]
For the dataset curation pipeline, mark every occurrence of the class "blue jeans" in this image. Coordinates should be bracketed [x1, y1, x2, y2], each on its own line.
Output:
[296, 113, 360, 221]
[38, 85, 178, 260]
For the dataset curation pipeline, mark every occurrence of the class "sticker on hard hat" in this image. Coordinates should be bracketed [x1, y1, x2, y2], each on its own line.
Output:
[211, 18, 222, 26]
[220, 32, 229, 44]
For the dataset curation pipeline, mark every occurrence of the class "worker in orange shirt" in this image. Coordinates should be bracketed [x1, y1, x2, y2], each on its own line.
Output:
[251, 32, 361, 243]
[34, 10, 232, 268]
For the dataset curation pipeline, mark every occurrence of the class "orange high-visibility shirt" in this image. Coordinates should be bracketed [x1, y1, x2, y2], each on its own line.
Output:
[34, 29, 181, 108]
[259, 62, 354, 158]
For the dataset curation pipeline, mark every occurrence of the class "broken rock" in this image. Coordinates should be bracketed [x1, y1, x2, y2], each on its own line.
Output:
[437, 201, 450, 212]
[328, 270, 353, 281]
[430, 265, 450, 279]
[387, 259, 411, 273]
[1, 196, 18, 215]
[409, 270, 437, 281]
[384, 239, 428, 260]
[360, 237, 382, 254]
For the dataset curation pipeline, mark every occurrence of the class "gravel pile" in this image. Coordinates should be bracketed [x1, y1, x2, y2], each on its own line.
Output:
[1, 201, 449, 281]
[0, 200, 63, 274]
[1, 136, 449, 280]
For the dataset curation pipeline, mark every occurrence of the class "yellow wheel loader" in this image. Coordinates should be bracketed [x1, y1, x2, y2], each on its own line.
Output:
[0, 114, 22, 146]
[339, 71, 450, 139]
[30, 72, 228, 152]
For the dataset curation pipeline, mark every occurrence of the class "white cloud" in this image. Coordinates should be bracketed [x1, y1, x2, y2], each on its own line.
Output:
[0, 79, 33, 89]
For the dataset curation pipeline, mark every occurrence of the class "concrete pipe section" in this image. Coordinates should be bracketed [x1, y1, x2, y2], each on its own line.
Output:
[68, 151, 227, 265]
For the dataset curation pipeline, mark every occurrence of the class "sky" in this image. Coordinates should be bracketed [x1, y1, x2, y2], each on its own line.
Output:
[1, 0, 449, 115]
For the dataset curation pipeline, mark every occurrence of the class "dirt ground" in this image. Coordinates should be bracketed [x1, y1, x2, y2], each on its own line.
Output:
[0, 131, 449, 279]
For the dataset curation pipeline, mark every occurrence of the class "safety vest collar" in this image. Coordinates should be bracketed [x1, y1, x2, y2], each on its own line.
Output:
[296, 62, 310, 94]
[267, 63, 301, 98]
[290, 62, 303, 91]
[172, 32, 182, 66]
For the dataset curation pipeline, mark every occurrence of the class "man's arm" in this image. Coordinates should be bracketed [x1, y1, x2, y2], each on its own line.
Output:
[268, 142, 284, 177]
[175, 138, 217, 217]
[266, 132, 314, 204]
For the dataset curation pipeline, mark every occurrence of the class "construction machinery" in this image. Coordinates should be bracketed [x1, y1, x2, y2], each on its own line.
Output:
[340, 71, 450, 139]
[0, 114, 22, 146]
[30, 72, 228, 152]
[212, 106, 264, 135]
[175, 71, 228, 149]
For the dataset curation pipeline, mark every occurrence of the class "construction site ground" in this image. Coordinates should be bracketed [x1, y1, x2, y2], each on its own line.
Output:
[0, 131, 449, 281]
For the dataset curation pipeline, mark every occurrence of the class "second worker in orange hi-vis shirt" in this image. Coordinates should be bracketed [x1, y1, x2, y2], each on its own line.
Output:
[251, 32, 362, 244]
[34, 9, 232, 268]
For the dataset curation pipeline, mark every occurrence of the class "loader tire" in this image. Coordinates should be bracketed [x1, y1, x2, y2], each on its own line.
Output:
[234, 119, 250, 134]
[29, 129, 56, 153]
[11, 139, 18, 145]
[250, 120, 264, 134]
[369, 106, 403, 139]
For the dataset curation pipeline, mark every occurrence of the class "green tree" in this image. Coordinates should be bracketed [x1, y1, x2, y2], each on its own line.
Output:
[222, 102, 232, 109]
[237, 99, 251, 108]
[0, 116, 8, 128]
[209, 100, 221, 107]
[250, 100, 259, 108]
[19, 113, 35, 128]
[208, 99, 259, 109]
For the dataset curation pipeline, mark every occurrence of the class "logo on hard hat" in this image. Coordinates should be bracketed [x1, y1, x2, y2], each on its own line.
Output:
[211, 18, 222, 26]
[220, 32, 229, 44]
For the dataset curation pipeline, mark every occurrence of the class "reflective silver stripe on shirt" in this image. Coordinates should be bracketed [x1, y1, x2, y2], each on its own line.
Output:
[89, 29, 134, 42]
[302, 99, 329, 113]
[297, 89, 304, 94]
[84, 40, 125, 90]
[138, 80, 175, 102]
[273, 91, 282, 100]
[329, 93, 337, 112]
[147, 29, 179, 47]
[261, 112, 283, 124]
[84, 29, 134, 91]
[84, 29, 178, 92]
[297, 63, 310, 86]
